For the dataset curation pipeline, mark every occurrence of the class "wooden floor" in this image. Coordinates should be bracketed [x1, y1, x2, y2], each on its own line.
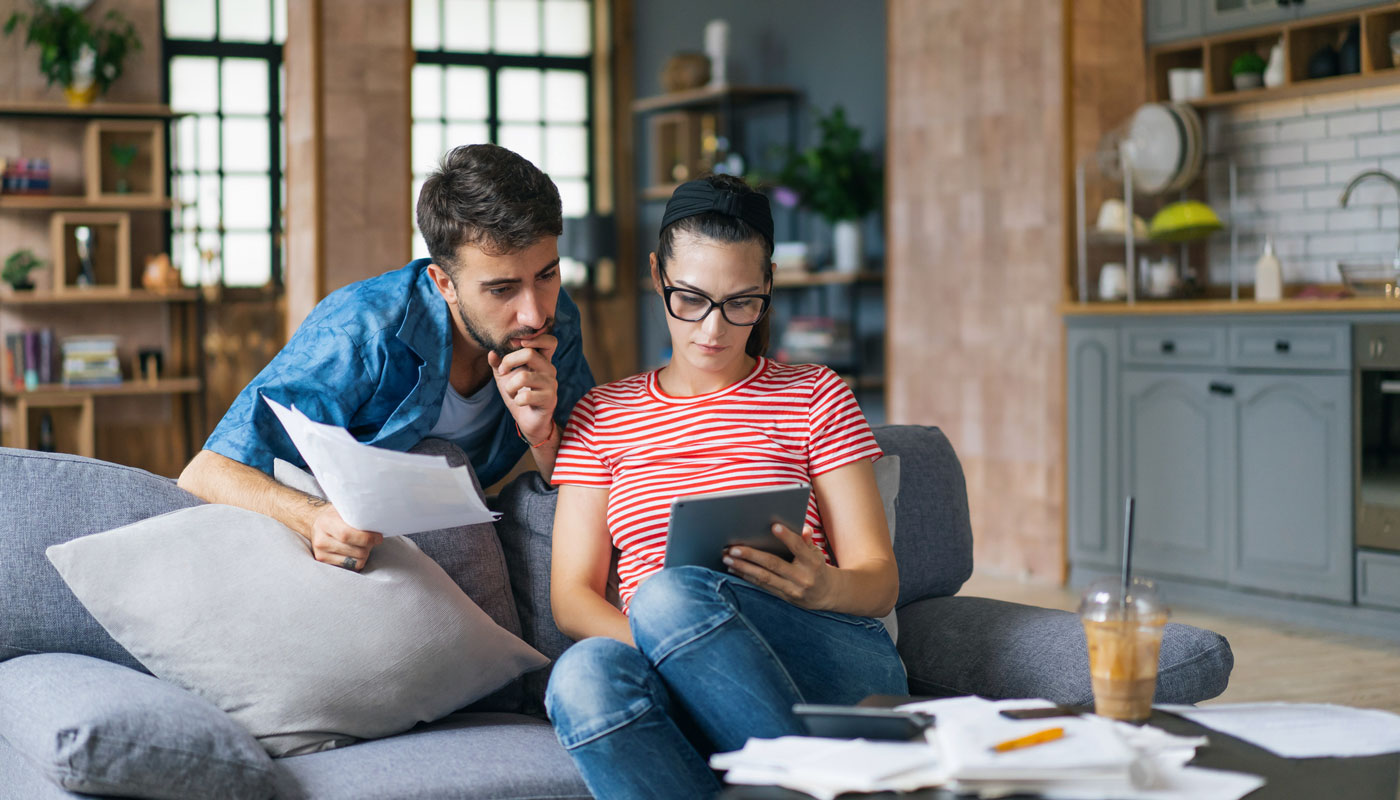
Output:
[961, 572, 1400, 714]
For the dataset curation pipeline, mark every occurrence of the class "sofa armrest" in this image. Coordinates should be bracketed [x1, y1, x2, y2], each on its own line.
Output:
[895, 596, 1234, 706]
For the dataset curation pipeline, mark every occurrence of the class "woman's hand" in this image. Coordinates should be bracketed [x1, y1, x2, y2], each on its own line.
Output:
[722, 523, 835, 611]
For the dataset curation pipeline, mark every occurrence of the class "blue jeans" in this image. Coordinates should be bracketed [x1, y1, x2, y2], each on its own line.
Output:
[545, 566, 907, 800]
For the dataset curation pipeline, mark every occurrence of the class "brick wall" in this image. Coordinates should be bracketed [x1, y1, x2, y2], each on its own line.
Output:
[1203, 84, 1400, 286]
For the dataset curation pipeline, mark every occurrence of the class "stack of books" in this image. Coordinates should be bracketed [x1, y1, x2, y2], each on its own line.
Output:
[0, 157, 52, 194]
[776, 316, 854, 367]
[61, 336, 122, 386]
[2, 328, 55, 390]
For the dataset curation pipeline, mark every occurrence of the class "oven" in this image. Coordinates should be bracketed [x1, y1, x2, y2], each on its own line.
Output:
[1356, 325, 1400, 554]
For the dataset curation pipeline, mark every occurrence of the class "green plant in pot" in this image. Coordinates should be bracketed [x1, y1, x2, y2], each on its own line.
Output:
[3, 0, 141, 107]
[1230, 51, 1267, 91]
[773, 105, 883, 273]
[3, 249, 45, 291]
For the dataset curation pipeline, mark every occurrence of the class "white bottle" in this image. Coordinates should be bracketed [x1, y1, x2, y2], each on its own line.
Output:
[1254, 237, 1283, 302]
[1264, 41, 1285, 89]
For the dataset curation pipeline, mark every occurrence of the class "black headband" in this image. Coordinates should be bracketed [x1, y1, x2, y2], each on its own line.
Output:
[660, 179, 774, 248]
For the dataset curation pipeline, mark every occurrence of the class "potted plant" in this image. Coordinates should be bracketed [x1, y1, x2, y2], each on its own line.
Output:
[1230, 51, 1266, 91]
[3, 0, 141, 107]
[3, 249, 44, 291]
[773, 106, 883, 273]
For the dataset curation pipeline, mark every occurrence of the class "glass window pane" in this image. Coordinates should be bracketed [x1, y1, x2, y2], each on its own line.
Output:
[498, 124, 543, 170]
[444, 66, 488, 120]
[222, 59, 269, 115]
[544, 124, 587, 178]
[175, 116, 199, 171]
[273, 0, 288, 43]
[176, 232, 201, 285]
[197, 116, 220, 172]
[198, 230, 223, 285]
[198, 175, 222, 229]
[224, 232, 272, 287]
[555, 177, 588, 217]
[412, 64, 443, 119]
[165, 0, 215, 39]
[413, 122, 445, 174]
[171, 56, 219, 114]
[224, 175, 271, 230]
[444, 0, 490, 51]
[494, 0, 540, 54]
[413, 0, 442, 50]
[222, 117, 270, 172]
[542, 0, 590, 56]
[498, 68, 541, 122]
[544, 70, 587, 123]
[445, 122, 490, 150]
[177, 174, 198, 224]
[221, 0, 271, 42]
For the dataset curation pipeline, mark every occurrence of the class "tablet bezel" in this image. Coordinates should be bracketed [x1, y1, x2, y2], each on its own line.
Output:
[663, 483, 812, 572]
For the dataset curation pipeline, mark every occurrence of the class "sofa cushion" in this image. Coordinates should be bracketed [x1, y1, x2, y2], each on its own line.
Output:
[870, 426, 974, 606]
[895, 596, 1234, 706]
[46, 503, 548, 757]
[0, 448, 201, 673]
[0, 653, 275, 800]
[873, 454, 901, 642]
[272, 712, 588, 800]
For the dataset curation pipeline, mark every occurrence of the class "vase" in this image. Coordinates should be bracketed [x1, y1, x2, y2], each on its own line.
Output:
[64, 44, 99, 107]
[1263, 42, 1285, 88]
[63, 84, 97, 107]
[832, 219, 863, 274]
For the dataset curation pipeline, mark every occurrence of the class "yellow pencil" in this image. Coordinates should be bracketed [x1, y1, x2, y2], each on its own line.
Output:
[991, 726, 1066, 753]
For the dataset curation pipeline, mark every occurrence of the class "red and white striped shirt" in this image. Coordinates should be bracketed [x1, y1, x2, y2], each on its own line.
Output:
[551, 357, 883, 611]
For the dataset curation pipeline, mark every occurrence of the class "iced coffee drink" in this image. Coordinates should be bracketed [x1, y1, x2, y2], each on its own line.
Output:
[1079, 578, 1168, 722]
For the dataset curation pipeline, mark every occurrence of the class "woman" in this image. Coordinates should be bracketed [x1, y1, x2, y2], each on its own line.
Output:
[545, 175, 905, 800]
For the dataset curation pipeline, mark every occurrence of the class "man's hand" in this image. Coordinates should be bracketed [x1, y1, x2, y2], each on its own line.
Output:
[307, 500, 383, 571]
[487, 333, 559, 445]
[722, 523, 836, 611]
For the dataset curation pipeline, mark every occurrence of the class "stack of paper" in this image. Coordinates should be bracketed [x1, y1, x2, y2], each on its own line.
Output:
[710, 736, 943, 800]
[1156, 702, 1400, 759]
[263, 396, 499, 536]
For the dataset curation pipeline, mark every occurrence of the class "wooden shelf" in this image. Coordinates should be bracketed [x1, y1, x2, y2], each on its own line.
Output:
[643, 183, 682, 201]
[1186, 69, 1400, 108]
[1, 377, 202, 400]
[0, 288, 198, 305]
[839, 374, 885, 391]
[0, 101, 178, 120]
[772, 270, 884, 288]
[0, 194, 173, 211]
[632, 84, 800, 114]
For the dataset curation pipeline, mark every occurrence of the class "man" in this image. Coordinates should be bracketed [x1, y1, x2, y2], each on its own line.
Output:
[178, 144, 594, 572]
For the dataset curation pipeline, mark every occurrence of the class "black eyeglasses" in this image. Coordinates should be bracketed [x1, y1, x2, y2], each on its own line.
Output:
[661, 283, 772, 326]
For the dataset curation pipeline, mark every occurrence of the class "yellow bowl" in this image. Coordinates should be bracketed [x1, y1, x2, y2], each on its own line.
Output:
[1149, 201, 1223, 243]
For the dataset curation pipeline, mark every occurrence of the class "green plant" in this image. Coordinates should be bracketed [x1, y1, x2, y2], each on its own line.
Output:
[773, 106, 883, 223]
[1230, 51, 1266, 77]
[3, 249, 44, 287]
[3, 1, 141, 94]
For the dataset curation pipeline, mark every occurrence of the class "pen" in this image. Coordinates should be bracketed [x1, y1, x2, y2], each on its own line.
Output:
[990, 726, 1065, 753]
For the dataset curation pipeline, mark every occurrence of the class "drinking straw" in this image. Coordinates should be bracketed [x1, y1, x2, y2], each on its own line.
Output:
[1121, 496, 1136, 604]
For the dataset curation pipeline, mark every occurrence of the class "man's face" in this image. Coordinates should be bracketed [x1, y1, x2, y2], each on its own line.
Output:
[429, 237, 561, 357]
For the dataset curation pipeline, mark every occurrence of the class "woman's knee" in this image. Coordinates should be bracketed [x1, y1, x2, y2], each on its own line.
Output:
[545, 637, 657, 728]
[629, 567, 737, 657]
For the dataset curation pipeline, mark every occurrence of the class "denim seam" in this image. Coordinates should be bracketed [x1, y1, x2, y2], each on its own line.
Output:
[555, 695, 656, 750]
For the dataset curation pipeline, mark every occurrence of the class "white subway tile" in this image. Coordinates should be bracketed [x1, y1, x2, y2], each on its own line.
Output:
[1238, 168, 1277, 193]
[1257, 142, 1307, 166]
[1358, 135, 1400, 158]
[1328, 207, 1381, 231]
[1236, 122, 1279, 146]
[1381, 207, 1398, 229]
[1328, 112, 1379, 137]
[1329, 159, 1384, 184]
[1341, 182, 1397, 207]
[1277, 211, 1330, 232]
[1355, 85, 1400, 109]
[1277, 118, 1327, 142]
[1306, 93, 1358, 115]
[1353, 232, 1400, 254]
[1307, 233, 1361, 255]
[1385, 156, 1400, 174]
[1308, 139, 1357, 163]
[1381, 109, 1400, 132]
[1278, 165, 1329, 188]
[1307, 188, 1344, 209]
[1257, 190, 1308, 212]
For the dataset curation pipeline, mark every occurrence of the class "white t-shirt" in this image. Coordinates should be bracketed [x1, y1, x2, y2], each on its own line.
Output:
[428, 379, 503, 456]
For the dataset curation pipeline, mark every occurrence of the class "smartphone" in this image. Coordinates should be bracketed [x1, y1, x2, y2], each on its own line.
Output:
[998, 706, 1082, 721]
[792, 704, 934, 741]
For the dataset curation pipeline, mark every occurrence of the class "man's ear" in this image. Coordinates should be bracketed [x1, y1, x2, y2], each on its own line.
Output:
[648, 253, 662, 295]
[426, 262, 458, 303]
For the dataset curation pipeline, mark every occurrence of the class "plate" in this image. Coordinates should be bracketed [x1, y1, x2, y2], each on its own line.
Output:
[1165, 103, 1204, 194]
[1126, 103, 1185, 195]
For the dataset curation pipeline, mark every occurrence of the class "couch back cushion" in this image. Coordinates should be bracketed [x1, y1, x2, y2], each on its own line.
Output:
[870, 426, 974, 606]
[0, 448, 201, 672]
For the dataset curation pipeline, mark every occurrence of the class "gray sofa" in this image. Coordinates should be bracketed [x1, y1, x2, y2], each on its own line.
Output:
[0, 425, 1234, 799]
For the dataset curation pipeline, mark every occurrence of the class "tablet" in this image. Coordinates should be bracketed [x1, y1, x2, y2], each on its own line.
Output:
[663, 483, 811, 571]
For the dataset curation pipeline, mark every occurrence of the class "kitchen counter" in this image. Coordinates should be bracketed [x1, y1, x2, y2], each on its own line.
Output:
[1062, 297, 1400, 316]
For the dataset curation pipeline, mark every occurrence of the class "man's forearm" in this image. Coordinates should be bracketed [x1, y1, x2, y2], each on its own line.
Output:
[177, 449, 323, 541]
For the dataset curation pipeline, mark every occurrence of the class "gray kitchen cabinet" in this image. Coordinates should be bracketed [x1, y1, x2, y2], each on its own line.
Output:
[1229, 373, 1353, 602]
[1293, 0, 1388, 16]
[1146, 0, 1205, 44]
[1203, 0, 1294, 35]
[1121, 369, 1231, 582]
[1068, 327, 1121, 568]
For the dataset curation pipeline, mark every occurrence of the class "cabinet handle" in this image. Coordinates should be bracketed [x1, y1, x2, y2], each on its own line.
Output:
[1275, 340, 1291, 353]
[1160, 340, 1176, 354]
[1209, 382, 1235, 397]
[1380, 380, 1400, 395]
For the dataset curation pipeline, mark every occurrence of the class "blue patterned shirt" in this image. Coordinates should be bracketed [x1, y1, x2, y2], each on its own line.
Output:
[204, 258, 595, 488]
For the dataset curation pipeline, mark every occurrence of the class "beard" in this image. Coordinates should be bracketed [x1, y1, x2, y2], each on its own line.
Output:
[457, 296, 553, 358]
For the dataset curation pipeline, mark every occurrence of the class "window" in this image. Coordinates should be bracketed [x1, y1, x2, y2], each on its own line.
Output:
[164, 0, 287, 289]
[411, 0, 594, 280]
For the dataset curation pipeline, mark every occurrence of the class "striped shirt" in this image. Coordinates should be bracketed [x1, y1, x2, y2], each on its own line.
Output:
[551, 357, 883, 611]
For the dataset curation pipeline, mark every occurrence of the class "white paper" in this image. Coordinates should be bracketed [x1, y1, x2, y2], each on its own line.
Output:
[710, 736, 944, 798]
[263, 396, 499, 536]
[1157, 702, 1400, 759]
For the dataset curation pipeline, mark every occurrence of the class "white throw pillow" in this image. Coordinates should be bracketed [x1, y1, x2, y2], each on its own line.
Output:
[46, 504, 547, 757]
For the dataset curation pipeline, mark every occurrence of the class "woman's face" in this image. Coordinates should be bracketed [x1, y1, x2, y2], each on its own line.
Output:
[653, 233, 770, 375]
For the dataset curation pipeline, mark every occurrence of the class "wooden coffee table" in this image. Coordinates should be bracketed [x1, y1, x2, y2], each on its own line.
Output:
[718, 698, 1400, 800]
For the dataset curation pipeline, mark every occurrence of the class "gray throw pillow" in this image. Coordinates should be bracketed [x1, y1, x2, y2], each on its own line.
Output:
[873, 455, 901, 643]
[0, 652, 275, 800]
[46, 504, 548, 757]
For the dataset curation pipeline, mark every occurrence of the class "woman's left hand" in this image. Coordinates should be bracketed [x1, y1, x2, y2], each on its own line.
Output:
[723, 523, 835, 611]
